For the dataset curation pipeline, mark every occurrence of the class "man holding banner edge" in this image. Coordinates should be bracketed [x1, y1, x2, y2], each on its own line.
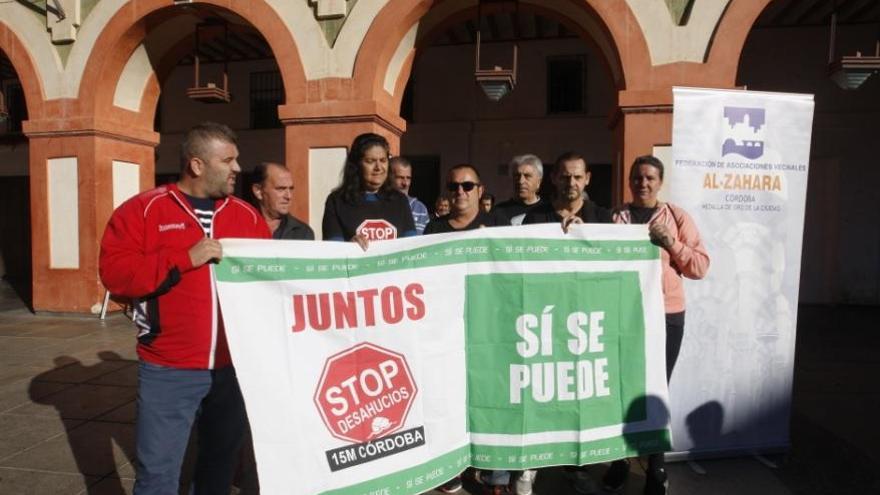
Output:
[425, 164, 510, 494]
[523, 151, 613, 494]
[99, 122, 271, 495]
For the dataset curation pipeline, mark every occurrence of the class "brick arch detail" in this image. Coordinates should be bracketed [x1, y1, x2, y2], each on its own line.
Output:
[709, 0, 774, 85]
[0, 22, 46, 121]
[391, 2, 633, 113]
[364, 0, 782, 116]
[78, 0, 307, 136]
[353, 0, 645, 113]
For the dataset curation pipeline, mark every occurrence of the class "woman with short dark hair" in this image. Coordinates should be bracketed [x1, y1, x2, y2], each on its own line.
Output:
[601, 155, 710, 495]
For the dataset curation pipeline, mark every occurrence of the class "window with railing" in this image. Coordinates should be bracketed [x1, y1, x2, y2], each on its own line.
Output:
[250, 70, 284, 129]
[547, 55, 586, 114]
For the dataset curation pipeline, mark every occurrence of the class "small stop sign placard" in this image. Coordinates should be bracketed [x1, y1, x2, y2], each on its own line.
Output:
[314, 342, 418, 444]
[356, 219, 398, 241]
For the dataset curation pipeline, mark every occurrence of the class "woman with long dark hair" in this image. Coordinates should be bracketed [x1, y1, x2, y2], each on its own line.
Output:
[322, 133, 417, 247]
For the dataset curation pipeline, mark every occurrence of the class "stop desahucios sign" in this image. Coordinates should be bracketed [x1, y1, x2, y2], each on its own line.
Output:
[356, 219, 397, 241]
[314, 342, 418, 444]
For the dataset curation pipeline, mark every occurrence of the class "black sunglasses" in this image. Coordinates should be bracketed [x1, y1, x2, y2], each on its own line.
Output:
[446, 181, 480, 192]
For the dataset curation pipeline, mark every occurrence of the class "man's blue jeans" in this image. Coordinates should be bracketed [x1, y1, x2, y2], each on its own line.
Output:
[133, 362, 246, 495]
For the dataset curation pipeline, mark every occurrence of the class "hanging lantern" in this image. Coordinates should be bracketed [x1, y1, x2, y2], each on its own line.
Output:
[827, 9, 880, 90]
[186, 20, 232, 103]
[475, 0, 518, 102]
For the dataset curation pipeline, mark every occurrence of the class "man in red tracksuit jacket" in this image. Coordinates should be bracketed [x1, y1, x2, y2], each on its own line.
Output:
[100, 122, 270, 495]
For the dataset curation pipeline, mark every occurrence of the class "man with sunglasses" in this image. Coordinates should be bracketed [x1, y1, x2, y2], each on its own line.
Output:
[424, 165, 509, 235]
[424, 164, 509, 494]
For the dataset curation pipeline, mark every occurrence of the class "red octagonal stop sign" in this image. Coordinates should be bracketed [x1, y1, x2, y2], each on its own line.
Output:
[314, 342, 418, 444]
[356, 219, 397, 241]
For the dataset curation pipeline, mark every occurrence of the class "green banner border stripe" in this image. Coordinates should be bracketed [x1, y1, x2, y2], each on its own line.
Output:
[218, 238, 658, 282]
[319, 430, 670, 495]
[319, 445, 470, 495]
[470, 430, 671, 469]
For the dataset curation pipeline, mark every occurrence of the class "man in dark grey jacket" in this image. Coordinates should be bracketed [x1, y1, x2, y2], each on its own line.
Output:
[251, 162, 315, 240]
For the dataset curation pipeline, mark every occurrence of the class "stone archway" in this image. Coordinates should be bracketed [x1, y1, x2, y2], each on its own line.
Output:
[348, 0, 630, 205]
[21, 0, 307, 313]
[79, 1, 306, 135]
[0, 23, 45, 119]
[355, 0, 630, 118]
[0, 23, 44, 310]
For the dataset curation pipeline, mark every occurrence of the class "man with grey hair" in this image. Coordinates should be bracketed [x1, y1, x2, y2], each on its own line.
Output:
[495, 154, 546, 225]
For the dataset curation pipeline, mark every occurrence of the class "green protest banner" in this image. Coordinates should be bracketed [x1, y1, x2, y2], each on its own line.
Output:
[215, 224, 670, 495]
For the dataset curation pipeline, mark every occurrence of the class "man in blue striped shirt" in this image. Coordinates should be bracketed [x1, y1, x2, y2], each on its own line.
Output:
[390, 157, 430, 235]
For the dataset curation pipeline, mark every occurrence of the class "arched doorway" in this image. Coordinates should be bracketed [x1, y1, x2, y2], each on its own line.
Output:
[355, 1, 624, 215]
[19, 0, 306, 313]
[140, 6, 289, 198]
[0, 47, 31, 308]
[738, 1, 880, 305]
[399, 5, 620, 212]
[0, 18, 45, 312]
[81, 0, 306, 199]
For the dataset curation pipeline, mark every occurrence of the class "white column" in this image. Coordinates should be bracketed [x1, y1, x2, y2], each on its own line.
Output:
[47, 157, 80, 269]
[112, 160, 140, 208]
[308, 147, 347, 240]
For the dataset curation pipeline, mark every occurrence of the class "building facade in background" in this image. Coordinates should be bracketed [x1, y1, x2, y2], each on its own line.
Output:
[0, 0, 878, 313]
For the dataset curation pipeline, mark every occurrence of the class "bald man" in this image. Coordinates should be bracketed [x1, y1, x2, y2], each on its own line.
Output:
[251, 162, 314, 240]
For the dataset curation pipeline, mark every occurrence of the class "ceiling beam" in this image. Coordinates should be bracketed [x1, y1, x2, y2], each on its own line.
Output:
[487, 13, 501, 41]
[765, 0, 804, 26]
[773, 0, 819, 25]
[196, 45, 223, 62]
[245, 33, 273, 58]
[818, 0, 860, 24]
[228, 32, 263, 58]
[214, 39, 249, 59]
[792, 0, 828, 25]
[839, 0, 877, 22]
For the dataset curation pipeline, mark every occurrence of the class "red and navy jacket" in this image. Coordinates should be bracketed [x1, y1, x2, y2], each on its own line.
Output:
[99, 183, 270, 369]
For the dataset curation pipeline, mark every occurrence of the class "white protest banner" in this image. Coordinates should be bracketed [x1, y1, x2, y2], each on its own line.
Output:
[667, 87, 814, 457]
[216, 224, 669, 495]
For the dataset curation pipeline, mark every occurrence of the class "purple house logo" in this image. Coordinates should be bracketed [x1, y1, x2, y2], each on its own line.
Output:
[722, 106, 765, 159]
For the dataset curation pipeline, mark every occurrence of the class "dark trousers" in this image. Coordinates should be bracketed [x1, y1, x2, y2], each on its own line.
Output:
[649, 311, 685, 473]
[133, 362, 246, 495]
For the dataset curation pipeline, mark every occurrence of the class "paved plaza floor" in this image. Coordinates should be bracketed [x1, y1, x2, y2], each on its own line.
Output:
[0, 280, 877, 494]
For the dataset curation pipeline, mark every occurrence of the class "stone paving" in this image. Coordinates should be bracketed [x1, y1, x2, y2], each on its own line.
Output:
[0, 280, 878, 494]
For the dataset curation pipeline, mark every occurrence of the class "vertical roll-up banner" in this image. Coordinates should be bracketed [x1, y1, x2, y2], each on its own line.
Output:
[666, 87, 814, 458]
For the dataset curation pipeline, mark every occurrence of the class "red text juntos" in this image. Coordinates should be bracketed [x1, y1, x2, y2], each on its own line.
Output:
[291, 283, 426, 332]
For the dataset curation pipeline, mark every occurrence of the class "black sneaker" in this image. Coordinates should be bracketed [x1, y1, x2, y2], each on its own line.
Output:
[643, 468, 668, 495]
[602, 459, 630, 492]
